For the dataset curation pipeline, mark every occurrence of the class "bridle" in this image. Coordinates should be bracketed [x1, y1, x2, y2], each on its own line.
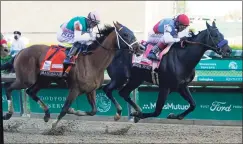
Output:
[95, 25, 139, 53]
[114, 26, 138, 52]
[184, 28, 228, 54]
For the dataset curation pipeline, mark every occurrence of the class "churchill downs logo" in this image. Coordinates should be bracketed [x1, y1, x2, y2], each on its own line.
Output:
[96, 92, 111, 113]
[228, 61, 238, 70]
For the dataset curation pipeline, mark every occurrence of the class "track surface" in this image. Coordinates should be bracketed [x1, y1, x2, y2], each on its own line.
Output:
[3, 117, 242, 143]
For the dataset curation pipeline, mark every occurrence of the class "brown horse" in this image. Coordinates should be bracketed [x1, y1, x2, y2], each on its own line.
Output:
[2, 22, 144, 128]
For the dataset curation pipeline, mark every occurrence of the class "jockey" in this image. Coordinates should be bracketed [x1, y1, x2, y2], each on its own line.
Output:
[57, 11, 101, 65]
[147, 14, 190, 61]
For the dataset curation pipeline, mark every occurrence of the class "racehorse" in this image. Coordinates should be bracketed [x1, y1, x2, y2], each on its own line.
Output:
[2, 22, 144, 128]
[103, 21, 232, 122]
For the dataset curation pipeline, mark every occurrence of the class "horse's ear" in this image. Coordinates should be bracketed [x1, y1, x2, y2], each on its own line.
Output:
[114, 21, 121, 30]
[113, 21, 119, 29]
[212, 21, 216, 28]
[116, 21, 122, 26]
[206, 21, 211, 29]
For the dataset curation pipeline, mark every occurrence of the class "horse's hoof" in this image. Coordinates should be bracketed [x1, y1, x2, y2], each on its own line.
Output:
[130, 112, 138, 117]
[167, 113, 177, 119]
[134, 117, 140, 123]
[114, 113, 121, 121]
[3, 113, 13, 120]
[67, 108, 75, 114]
[44, 115, 50, 122]
[177, 115, 184, 120]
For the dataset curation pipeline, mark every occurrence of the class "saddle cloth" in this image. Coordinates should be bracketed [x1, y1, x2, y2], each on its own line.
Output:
[40, 45, 73, 77]
[132, 40, 173, 71]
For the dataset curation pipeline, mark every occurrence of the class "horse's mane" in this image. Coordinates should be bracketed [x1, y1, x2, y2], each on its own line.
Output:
[89, 24, 115, 50]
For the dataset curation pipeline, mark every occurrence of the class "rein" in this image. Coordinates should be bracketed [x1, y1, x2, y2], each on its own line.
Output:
[183, 40, 218, 50]
[183, 28, 227, 53]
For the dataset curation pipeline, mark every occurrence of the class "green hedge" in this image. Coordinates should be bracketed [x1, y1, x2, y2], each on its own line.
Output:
[1, 55, 12, 63]
[1, 55, 12, 73]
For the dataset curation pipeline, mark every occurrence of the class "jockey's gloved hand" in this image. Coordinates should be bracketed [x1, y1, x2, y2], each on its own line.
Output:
[180, 36, 188, 42]
[189, 30, 195, 37]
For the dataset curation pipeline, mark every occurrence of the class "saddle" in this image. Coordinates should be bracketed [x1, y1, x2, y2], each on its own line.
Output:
[132, 41, 173, 72]
[39, 45, 74, 78]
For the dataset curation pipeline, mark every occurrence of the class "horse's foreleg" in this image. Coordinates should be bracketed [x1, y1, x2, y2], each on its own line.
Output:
[52, 88, 79, 128]
[167, 86, 196, 120]
[131, 88, 170, 119]
[26, 80, 51, 122]
[103, 81, 123, 121]
[85, 90, 97, 116]
[67, 90, 97, 116]
[119, 77, 144, 123]
[3, 81, 25, 120]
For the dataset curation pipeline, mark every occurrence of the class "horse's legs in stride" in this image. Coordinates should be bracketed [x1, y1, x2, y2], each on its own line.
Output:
[68, 90, 97, 116]
[26, 80, 51, 122]
[85, 90, 97, 116]
[3, 81, 26, 120]
[119, 76, 144, 123]
[103, 80, 125, 121]
[167, 86, 196, 120]
[131, 88, 170, 119]
[52, 88, 79, 128]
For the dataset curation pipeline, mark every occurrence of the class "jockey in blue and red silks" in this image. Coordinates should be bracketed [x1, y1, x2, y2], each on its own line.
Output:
[147, 14, 190, 61]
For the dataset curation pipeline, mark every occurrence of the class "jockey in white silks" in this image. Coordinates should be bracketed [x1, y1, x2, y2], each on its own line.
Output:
[56, 11, 101, 65]
[147, 14, 190, 61]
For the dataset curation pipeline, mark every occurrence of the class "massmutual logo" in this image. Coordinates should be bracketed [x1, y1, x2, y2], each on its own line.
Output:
[228, 61, 238, 70]
[96, 92, 111, 113]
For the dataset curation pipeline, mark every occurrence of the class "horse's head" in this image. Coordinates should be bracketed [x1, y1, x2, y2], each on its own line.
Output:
[205, 21, 232, 57]
[0, 39, 10, 57]
[113, 21, 144, 56]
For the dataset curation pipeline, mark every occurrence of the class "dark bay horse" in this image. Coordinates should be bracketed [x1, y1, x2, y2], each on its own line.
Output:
[2, 22, 144, 128]
[104, 21, 232, 122]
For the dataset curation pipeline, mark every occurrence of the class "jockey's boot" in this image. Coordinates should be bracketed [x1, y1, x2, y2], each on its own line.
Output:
[63, 42, 82, 65]
[147, 42, 166, 61]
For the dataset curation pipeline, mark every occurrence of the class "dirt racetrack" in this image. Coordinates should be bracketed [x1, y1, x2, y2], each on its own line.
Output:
[3, 117, 242, 143]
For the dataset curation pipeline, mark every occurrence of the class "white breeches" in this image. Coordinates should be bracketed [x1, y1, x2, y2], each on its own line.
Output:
[56, 28, 92, 45]
[147, 33, 165, 44]
[57, 28, 75, 44]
